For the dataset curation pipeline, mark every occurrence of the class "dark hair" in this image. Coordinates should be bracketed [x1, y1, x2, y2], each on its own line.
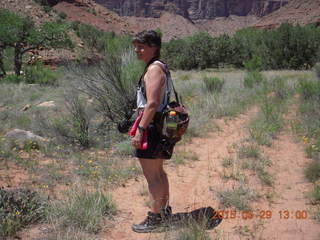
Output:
[133, 30, 162, 58]
[132, 30, 162, 48]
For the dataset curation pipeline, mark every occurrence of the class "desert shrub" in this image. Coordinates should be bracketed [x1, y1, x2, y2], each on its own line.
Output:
[270, 76, 291, 100]
[47, 188, 116, 233]
[217, 186, 258, 210]
[70, 21, 81, 31]
[311, 185, 320, 203]
[244, 55, 263, 71]
[2, 47, 14, 74]
[314, 63, 320, 80]
[249, 97, 283, 146]
[58, 11, 67, 19]
[243, 71, 264, 88]
[24, 62, 59, 85]
[297, 79, 320, 100]
[33, 0, 49, 5]
[47, 92, 92, 148]
[73, 23, 117, 53]
[0, 188, 46, 238]
[43, 5, 53, 13]
[238, 144, 260, 159]
[73, 23, 106, 54]
[113, 140, 133, 156]
[305, 161, 320, 182]
[175, 221, 211, 240]
[74, 49, 143, 127]
[1, 74, 24, 83]
[65, 93, 91, 148]
[305, 141, 320, 160]
[202, 76, 225, 93]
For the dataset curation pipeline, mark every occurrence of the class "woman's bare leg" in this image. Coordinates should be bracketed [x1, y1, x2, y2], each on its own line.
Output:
[139, 158, 169, 213]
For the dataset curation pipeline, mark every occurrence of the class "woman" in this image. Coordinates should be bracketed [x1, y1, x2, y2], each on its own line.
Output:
[131, 30, 174, 233]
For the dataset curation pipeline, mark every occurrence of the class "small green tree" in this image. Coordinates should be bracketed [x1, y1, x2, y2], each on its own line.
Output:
[0, 9, 72, 76]
[74, 23, 105, 53]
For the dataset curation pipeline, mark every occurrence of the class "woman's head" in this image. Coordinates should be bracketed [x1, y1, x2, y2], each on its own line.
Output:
[132, 30, 162, 63]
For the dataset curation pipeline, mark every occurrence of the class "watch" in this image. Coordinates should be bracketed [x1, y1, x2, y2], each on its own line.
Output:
[138, 125, 145, 133]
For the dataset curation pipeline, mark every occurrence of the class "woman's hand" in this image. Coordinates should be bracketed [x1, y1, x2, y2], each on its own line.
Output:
[131, 131, 143, 149]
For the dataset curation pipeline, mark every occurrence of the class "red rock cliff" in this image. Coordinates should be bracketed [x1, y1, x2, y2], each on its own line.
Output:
[94, 0, 288, 20]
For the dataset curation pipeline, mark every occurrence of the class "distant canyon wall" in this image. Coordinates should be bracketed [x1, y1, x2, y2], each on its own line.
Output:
[94, 0, 288, 19]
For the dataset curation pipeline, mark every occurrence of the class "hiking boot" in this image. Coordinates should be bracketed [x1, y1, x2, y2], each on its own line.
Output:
[160, 205, 172, 220]
[132, 206, 173, 233]
[132, 211, 163, 233]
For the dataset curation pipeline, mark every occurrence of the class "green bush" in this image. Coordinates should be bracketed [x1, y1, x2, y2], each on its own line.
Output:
[314, 63, 320, 80]
[43, 5, 52, 13]
[1, 74, 24, 83]
[74, 23, 105, 52]
[47, 189, 116, 233]
[0, 188, 46, 238]
[162, 23, 320, 70]
[46, 92, 91, 148]
[244, 55, 263, 71]
[244, 71, 264, 88]
[114, 140, 133, 156]
[311, 185, 320, 203]
[270, 77, 291, 100]
[58, 11, 67, 19]
[305, 141, 320, 159]
[176, 221, 211, 240]
[203, 76, 225, 93]
[217, 186, 257, 210]
[238, 144, 260, 159]
[305, 161, 320, 182]
[24, 62, 59, 85]
[298, 79, 320, 100]
[33, 0, 49, 6]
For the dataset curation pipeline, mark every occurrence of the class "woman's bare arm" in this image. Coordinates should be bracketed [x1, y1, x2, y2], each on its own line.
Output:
[139, 64, 165, 129]
[131, 64, 165, 148]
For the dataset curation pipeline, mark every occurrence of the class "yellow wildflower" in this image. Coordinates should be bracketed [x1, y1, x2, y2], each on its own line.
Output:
[302, 136, 308, 144]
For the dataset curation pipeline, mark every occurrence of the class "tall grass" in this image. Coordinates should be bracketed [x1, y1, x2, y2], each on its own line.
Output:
[175, 221, 211, 240]
[176, 71, 260, 138]
[217, 185, 258, 211]
[295, 77, 320, 162]
[293, 71, 320, 220]
[238, 144, 273, 186]
[46, 188, 116, 234]
[202, 75, 225, 93]
[248, 76, 292, 146]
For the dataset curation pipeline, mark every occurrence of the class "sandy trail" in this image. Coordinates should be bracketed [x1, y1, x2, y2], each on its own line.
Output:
[101, 104, 320, 240]
[101, 107, 257, 240]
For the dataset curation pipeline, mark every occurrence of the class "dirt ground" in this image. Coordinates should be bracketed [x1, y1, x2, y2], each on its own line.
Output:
[6, 104, 320, 240]
[99, 106, 320, 240]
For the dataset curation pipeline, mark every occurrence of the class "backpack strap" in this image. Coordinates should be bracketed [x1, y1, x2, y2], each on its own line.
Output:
[137, 57, 159, 100]
[138, 59, 182, 107]
[151, 60, 181, 105]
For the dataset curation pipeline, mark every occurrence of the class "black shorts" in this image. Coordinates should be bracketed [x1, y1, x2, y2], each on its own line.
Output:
[135, 123, 175, 159]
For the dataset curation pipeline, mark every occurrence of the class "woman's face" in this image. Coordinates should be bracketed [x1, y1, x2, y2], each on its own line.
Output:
[133, 41, 157, 63]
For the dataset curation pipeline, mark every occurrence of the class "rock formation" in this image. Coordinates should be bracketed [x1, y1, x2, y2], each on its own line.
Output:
[94, 0, 288, 20]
